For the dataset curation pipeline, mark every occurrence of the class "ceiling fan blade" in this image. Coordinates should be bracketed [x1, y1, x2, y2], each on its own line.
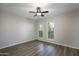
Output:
[29, 11, 36, 13]
[42, 11, 49, 13]
[41, 14, 44, 16]
[34, 14, 37, 16]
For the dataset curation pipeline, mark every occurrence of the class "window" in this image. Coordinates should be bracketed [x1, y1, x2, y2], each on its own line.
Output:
[39, 31, 43, 37]
[48, 22, 54, 39]
[39, 24, 43, 37]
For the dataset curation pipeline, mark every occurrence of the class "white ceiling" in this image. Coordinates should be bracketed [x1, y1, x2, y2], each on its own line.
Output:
[0, 3, 79, 20]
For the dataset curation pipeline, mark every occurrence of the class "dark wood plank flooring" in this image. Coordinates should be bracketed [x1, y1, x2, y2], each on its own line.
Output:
[0, 40, 79, 56]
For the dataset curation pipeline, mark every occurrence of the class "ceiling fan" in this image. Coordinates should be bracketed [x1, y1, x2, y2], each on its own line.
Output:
[29, 7, 49, 17]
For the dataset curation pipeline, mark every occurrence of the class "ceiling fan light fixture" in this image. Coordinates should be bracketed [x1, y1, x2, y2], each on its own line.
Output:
[37, 13, 41, 15]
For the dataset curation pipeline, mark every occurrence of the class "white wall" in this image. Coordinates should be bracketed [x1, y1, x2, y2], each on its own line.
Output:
[36, 11, 79, 49]
[0, 11, 36, 49]
[54, 12, 79, 49]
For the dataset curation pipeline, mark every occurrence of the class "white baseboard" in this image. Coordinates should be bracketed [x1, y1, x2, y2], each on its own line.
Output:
[0, 39, 35, 49]
[38, 39, 79, 49]
[1, 39, 79, 50]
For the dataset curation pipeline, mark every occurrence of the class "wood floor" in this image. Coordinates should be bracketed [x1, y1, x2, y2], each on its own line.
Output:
[0, 40, 79, 56]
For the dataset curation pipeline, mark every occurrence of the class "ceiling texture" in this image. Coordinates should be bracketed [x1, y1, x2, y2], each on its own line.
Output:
[0, 3, 79, 20]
